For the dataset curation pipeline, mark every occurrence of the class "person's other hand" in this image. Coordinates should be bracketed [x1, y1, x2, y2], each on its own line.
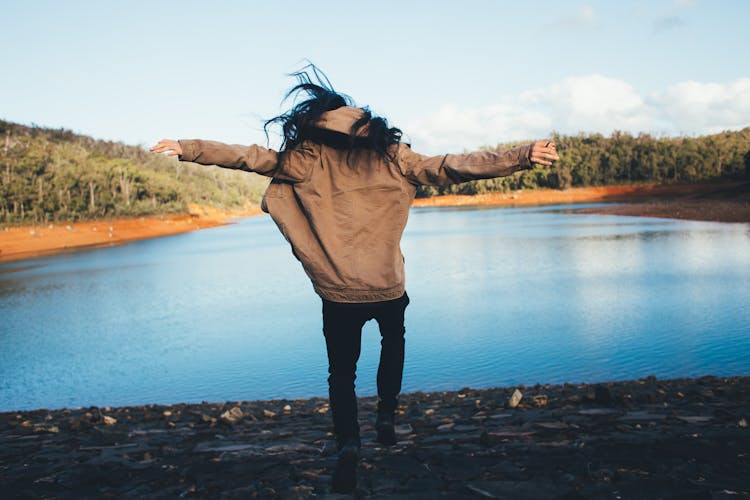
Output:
[150, 139, 182, 156]
[529, 140, 560, 166]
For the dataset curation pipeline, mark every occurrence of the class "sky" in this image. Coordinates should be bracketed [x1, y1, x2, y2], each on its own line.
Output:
[1, 0, 749, 155]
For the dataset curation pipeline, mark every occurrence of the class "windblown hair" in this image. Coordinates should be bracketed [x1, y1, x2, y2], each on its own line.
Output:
[264, 64, 402, 161]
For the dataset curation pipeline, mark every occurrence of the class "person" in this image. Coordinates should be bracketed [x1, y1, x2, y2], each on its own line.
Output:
[150, 65, 559, 493]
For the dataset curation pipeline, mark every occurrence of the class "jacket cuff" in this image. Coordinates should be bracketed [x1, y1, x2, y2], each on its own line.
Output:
[177, 139, 200, 162]
[517, 144, 533, 169]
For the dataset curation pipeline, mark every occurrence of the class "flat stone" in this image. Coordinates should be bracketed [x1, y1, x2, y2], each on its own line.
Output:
[675, 415, 713, 423]
[578, 408, 621, 416]
[618, 411, 667, 421]
[395, 424, 413, 435]
[193, 442, 263, 453]
[534, 422, 569, 430]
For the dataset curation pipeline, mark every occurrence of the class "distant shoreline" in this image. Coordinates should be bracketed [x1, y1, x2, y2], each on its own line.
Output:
[1, 181, 747, 264]
[413, 181, 750, 223]
[0, 204, 263, 264]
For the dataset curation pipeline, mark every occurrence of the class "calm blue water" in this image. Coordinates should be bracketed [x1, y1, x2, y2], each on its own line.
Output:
[1, 204, 749, 412]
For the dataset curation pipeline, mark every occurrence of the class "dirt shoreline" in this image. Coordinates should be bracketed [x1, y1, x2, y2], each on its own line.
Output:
[413, 181, 750, 224]
[0, 204, 263, 264]
[2, 182, 748, 264]
[1, 374, 748, 498]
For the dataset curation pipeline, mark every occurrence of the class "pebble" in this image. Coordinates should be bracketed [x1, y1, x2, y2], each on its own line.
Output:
[220, 407, 244, 424]
[508, 389, 523, 408]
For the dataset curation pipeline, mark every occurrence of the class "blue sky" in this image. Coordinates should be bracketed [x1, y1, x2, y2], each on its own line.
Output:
[1, 0, 748, 154]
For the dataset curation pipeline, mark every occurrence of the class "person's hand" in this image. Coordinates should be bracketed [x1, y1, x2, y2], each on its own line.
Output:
[150, 139, 182, 157]
[529, 140, 560, 166]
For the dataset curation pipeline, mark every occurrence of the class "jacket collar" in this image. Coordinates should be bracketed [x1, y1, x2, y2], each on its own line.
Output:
[314, 106, 368, 137]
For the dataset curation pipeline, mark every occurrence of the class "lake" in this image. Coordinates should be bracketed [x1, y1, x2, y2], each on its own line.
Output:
[1, 204, 749, 412]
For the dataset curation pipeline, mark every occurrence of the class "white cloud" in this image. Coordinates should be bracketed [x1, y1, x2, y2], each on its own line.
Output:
[653, 79, 750, 135]
[405, 76, 750, 154]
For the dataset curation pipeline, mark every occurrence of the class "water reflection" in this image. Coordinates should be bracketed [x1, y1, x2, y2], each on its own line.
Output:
[1, 205, 749, 411]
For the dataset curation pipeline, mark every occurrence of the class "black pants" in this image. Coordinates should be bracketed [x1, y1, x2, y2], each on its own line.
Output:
[321, 291, 410, 446]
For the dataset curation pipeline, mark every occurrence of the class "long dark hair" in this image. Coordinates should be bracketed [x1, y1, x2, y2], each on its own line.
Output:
[264, 64, 402, 161]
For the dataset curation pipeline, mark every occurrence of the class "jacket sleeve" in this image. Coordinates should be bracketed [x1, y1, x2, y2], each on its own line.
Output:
[395, 143, 533, 186]
[177, 139, 279, 177]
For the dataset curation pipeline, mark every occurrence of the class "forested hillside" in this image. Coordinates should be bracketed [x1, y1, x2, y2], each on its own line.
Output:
[0, 120, 268, 225]
[1, 118, 749, 224]
[417, 128, 750, 197]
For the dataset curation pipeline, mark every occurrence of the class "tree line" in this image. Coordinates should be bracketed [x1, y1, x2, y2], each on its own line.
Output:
[416, 128, 750, 197]
[0, 120, 268, 225]
[1, 118, 749, 225]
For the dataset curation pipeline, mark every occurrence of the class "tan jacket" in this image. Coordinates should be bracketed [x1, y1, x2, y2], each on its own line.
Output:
[178, 106, 533, 303]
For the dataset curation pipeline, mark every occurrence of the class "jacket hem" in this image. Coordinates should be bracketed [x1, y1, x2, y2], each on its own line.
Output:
[314, 284, 406, 303]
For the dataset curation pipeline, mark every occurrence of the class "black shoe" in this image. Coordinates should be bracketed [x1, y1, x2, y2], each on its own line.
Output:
[375, 412, 397, 446]
[332, 439, 360, 494]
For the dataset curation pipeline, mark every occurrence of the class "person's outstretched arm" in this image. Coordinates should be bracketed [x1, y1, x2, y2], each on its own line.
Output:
[150, 139, 279, 177]
[396, 141, 559, 186]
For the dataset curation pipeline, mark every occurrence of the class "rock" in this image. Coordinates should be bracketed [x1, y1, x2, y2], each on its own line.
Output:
[33, 424, 60, 433]
[618, 411, 666, 421]
[578, 408, 620, 416]
[437, 422, 455, 431]
[395, 423, 413, 435]
[532, 394, 548, 407]
[220, 407, 244, 424]
[282, 484, 314, 499]
[739, 418, 747, 428]
[102, 415, 117, 425]
[675, 415, 712, 423]
[508, 389, 523, 408]
[283, 404, 292, 413]
[535, 422, 569, 430]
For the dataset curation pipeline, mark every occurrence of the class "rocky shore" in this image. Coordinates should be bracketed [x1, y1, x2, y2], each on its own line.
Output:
[1, 375, 748, 499]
